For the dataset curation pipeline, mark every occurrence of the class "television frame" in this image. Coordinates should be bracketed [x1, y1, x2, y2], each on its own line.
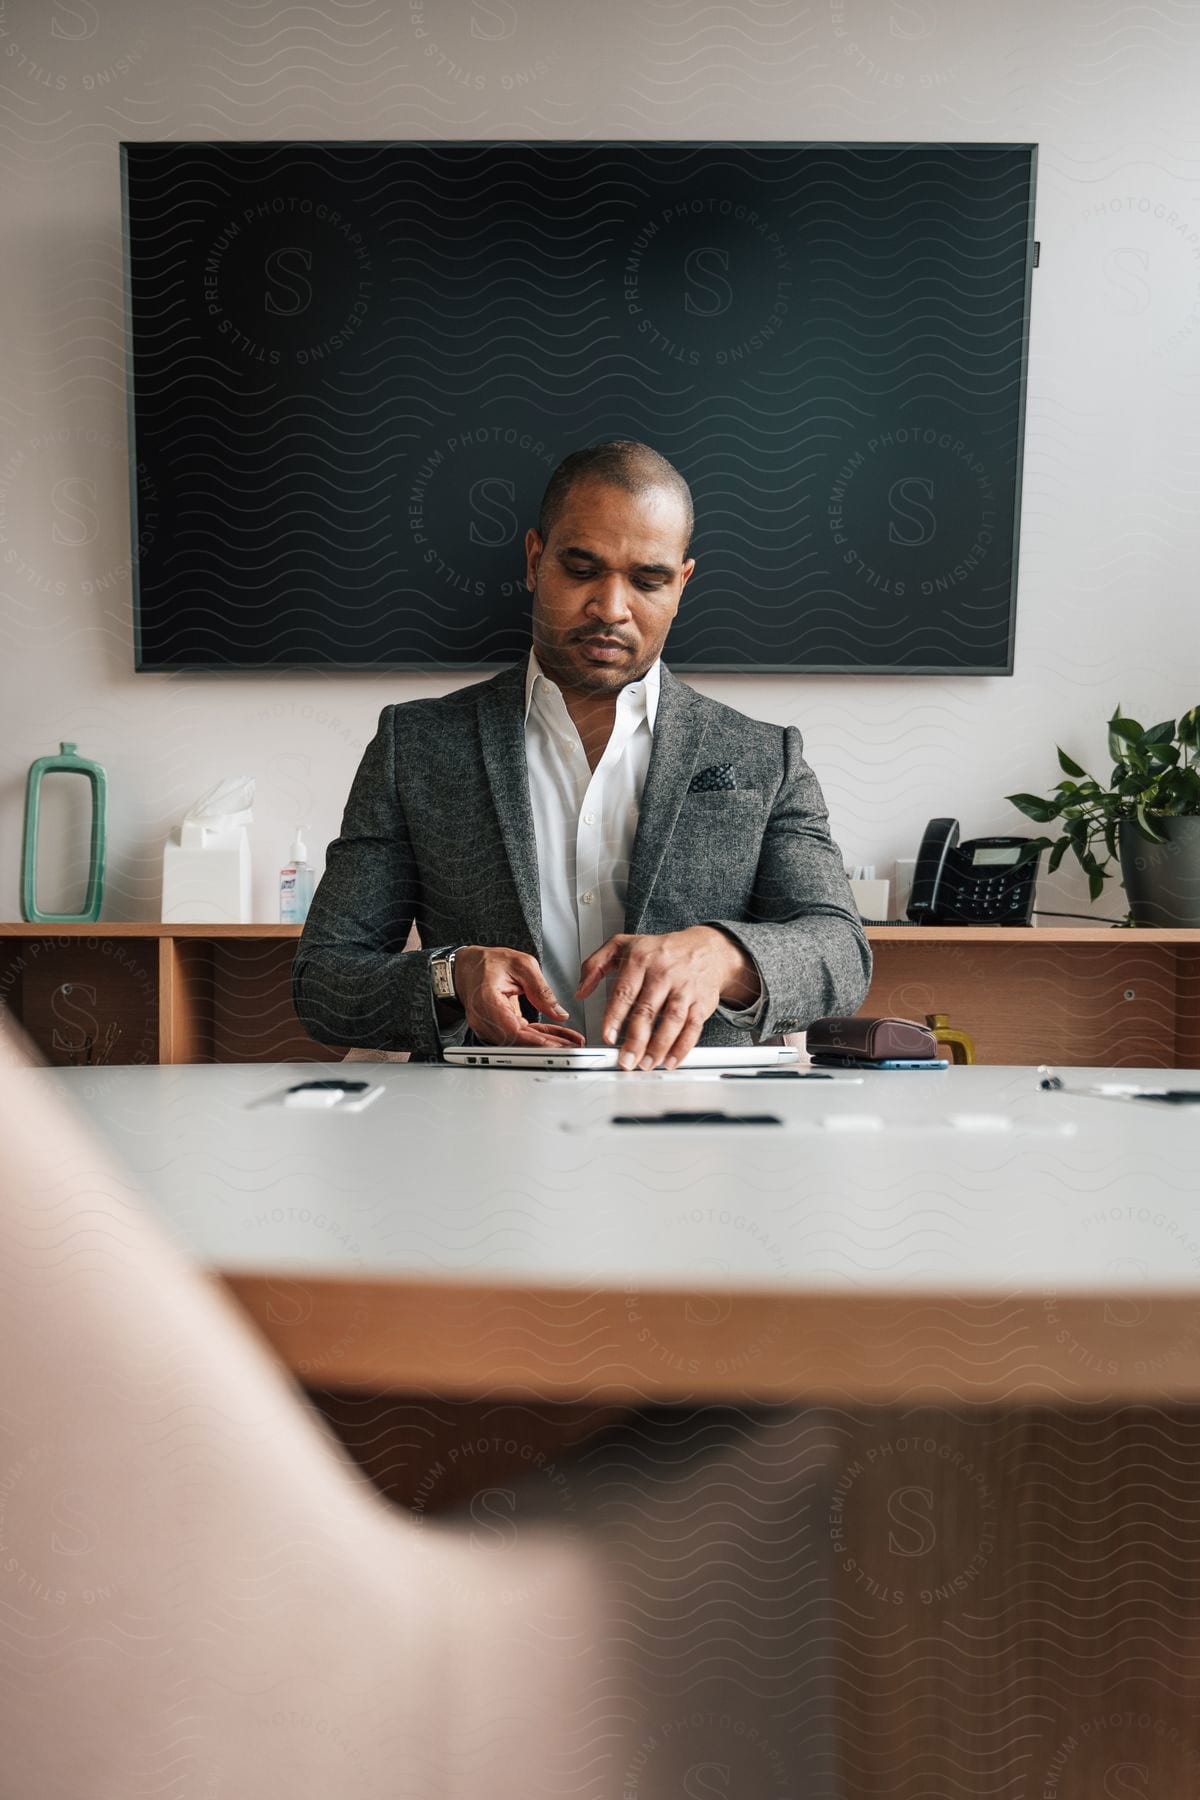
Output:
[122, 138, 1039, 677]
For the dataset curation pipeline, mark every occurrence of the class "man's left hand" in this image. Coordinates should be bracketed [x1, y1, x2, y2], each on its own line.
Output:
[575, 926, 760, 1071]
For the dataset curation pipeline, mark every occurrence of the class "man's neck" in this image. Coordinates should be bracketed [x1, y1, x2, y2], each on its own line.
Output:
[560, 686, 618, 773]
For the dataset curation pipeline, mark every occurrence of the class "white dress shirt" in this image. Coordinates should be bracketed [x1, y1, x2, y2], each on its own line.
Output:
[522, 651, 765, 1044]
[524, 650, 658, 1042]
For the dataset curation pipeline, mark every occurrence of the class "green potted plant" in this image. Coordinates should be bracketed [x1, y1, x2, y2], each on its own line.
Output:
[1006, 703, 1200, 926]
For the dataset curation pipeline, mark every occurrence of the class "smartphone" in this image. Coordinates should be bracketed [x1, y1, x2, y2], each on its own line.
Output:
[720, 1069, 833, 1081]
[286, 1079, 370, 1093]
[611, 1110, 783, 1126]
[280, 1077, 381, 1113]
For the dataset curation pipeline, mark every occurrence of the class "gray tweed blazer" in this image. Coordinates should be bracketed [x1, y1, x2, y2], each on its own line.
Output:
[292, 661, 871, 1055]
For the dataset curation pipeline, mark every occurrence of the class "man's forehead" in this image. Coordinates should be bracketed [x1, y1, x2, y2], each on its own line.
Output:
[551, 486, 689, 559]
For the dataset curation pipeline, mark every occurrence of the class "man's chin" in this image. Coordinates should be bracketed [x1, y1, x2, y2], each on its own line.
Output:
[572, 663, 631, 691]
[572, 644, 645, 682]
[539, 647, 643, 693]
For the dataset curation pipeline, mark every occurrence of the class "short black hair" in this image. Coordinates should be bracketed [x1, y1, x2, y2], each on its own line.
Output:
[537, 439, 694, 557]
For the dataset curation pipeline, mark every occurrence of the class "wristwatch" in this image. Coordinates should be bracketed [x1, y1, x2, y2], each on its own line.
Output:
[430, 947, 460, 1003]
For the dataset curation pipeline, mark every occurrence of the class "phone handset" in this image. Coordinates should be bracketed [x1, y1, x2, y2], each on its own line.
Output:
[907, 818, 960, 923]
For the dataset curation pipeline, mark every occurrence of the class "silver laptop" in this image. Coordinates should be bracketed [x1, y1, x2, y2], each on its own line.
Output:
[443, 1044, 803, 1071]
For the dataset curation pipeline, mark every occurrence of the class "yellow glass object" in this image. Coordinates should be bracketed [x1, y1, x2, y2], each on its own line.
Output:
[925, 1012, 976, 1064]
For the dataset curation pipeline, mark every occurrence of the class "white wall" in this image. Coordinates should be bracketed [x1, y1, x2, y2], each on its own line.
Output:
[2, 0, 1198, 925]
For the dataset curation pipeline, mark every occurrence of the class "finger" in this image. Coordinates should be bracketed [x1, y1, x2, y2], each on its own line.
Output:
[639, 996, 698, 1071]
[519, 1022, 587, 1046]
[507, 1023, 587, 1047]
[471, 987, 539, 1046]
[511, 957, 572, 1021]
[600, 955, 647, 1053]
[661, 1003, 708, 1072]
[576, 937, 628, 1001]
[472, 1025, 588, 1049]
[469, 990, 587, 1048]
[614, 981, 672, 1071]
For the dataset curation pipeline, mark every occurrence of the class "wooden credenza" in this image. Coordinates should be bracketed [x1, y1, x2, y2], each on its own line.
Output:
[0, 922, 339, 1066]
[2, 921, 1198, 1067]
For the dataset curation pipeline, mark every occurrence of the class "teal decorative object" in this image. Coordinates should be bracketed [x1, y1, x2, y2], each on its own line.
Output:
[21, 742, 108, 923]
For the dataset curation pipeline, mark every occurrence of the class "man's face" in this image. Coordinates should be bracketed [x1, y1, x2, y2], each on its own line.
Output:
[525, 478, 695, 696]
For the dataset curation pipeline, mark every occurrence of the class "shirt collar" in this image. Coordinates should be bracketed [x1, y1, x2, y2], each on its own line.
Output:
[524, 649, 660, 730]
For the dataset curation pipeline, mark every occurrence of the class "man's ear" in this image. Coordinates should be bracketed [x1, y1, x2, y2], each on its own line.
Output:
[679, 556, 696, 594]
[524, 526, 544, 593]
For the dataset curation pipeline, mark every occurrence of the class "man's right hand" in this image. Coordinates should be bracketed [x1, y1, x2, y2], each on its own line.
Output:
[450, 946, 586, 1047]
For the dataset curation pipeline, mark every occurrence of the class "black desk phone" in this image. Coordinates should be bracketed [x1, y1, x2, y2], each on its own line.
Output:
[907, 818, 1040, 925]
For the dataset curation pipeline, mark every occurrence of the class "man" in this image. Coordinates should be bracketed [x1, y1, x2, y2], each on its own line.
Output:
[293, 439, 870, 1067]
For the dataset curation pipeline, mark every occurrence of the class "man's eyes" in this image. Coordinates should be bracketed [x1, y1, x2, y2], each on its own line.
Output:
[566, 567, 667, 591]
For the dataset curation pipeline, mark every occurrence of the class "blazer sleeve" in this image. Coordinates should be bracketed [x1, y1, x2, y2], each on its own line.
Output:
[291, 704, 461, 1056]
[703, 724, 872, 1038]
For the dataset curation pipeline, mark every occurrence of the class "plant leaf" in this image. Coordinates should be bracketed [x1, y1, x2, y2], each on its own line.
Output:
[1048, 838, 1070, 873]
[1006, 792, 1060, 822]
[1143, 719, 1176, 746]
[1108, 708, 1144, 760]
[1161, 768, 1200, 812]
[1057, 747, 1088, 778]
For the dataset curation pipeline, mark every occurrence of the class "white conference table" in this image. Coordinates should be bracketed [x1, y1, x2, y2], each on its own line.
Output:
[35, 1056, 1200, 1798]
[39, 1057, 1200, 1405]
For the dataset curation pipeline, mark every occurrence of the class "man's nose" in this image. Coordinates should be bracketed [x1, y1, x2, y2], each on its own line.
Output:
[583, 575, 634, 622]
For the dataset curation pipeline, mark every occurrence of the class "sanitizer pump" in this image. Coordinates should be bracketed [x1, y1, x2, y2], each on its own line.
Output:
[279, 827, 314, 924]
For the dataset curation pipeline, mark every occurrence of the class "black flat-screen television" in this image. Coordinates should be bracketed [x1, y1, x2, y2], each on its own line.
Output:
[122, 140, 1037, 674]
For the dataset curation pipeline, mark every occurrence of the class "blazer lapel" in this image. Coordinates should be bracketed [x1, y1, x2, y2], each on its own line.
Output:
[477, 665, 544, 960]
[624, 664, 711, 934]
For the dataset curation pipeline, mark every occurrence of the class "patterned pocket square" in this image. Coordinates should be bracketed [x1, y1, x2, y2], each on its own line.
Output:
[688, 763, 737, 792]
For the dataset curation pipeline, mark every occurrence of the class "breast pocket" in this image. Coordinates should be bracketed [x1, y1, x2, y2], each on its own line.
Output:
[663, 790, 765, 915]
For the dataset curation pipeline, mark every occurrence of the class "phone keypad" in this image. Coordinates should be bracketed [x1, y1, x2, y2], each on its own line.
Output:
[963, 878, 1029, 919]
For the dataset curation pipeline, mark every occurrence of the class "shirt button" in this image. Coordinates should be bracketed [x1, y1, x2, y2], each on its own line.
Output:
[583, 812, 595, 825]
[581, 890, 594, 904]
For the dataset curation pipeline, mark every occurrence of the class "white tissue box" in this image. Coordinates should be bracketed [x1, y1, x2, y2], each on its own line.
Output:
[849, 878, 890, 921]
[161, 822, 252, 923]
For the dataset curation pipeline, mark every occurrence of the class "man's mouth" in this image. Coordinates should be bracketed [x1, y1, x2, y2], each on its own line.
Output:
[577, 639, 631, 663]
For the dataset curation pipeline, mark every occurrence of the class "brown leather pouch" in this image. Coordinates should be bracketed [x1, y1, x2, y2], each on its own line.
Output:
[806, 1015, 939, 1062]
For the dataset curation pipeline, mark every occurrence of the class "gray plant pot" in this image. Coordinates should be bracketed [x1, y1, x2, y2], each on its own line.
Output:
[1118, 815, 1200, 926]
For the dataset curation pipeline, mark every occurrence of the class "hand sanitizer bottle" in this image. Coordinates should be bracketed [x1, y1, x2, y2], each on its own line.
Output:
[279, 827, 314, 924]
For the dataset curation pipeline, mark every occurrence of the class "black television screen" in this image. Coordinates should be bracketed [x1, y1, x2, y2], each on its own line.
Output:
[122, 139, 1037, 673]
